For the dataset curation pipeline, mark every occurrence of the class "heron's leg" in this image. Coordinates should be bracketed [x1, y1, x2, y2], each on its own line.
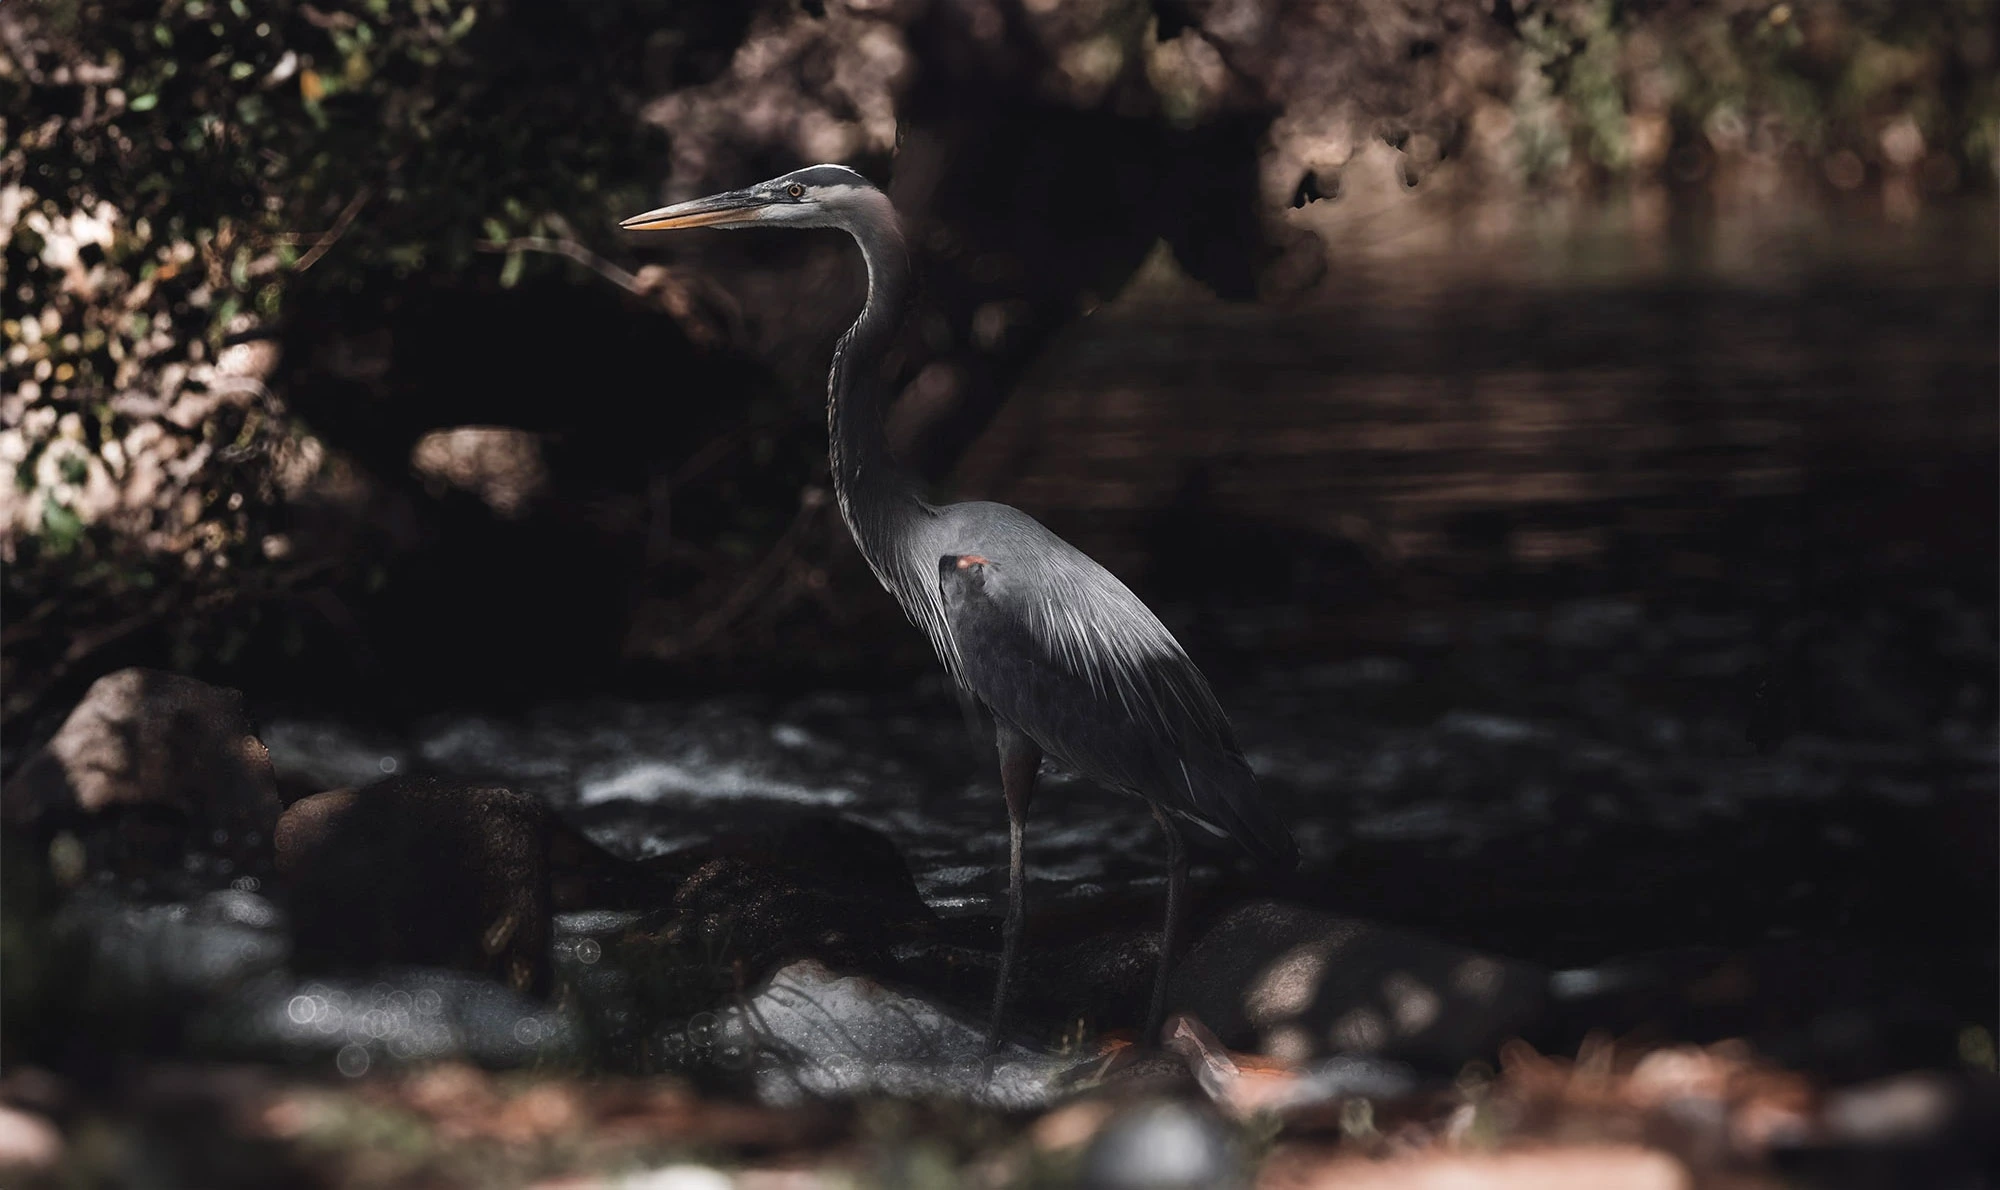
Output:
[1145, 802, 1188, 1045]
[986, 725, 1040, 1053]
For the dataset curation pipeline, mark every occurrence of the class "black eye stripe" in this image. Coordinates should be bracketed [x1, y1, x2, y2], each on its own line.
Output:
[787, 164, 867, 188]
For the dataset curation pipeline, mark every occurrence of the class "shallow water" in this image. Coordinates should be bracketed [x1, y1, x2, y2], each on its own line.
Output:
[48, 201, 1998, 1081]
[258, 573, 1992, 1078]
[262, 578, 1995, 928]
[264, 203, 1995, 1037]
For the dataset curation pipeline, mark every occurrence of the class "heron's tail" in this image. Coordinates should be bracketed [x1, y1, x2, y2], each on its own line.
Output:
[1185, 751, 1299, 873]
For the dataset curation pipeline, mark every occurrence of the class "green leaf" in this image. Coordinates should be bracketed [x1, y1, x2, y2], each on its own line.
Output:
[129, 93, 159, 112]
[498, 250, 523, 289]
[40, 502, 84, 555]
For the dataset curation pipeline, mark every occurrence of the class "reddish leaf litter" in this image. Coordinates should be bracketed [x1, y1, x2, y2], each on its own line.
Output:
[3, 1021, 1992, 1188]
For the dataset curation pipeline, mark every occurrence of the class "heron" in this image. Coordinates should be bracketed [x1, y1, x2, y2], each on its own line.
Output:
[623, 164, 1297, 1046]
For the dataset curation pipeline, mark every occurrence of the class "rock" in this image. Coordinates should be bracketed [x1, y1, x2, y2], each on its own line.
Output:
[1079, 1099, 1248, 1190]
[4, 669, 281, 851]
[0, 1066, 69, 1121]
[715, 959, 1103, 1108]
[1, 834, 68, 1061]
[662, 815, 936, 975]
[272, 787, 360, 865]
[53, 887, 290, 1004]
[0, 1104, 62, 1172]
[276, 779, 553, 996]
[540, 909, 696, 1072]
[195, 968, 580, 1071]
[1166, 901, 1546, 1071]
[1017, 922, 1164, 1026]
[1819, 1072, 1969, 1146]
[898, 890, 1199, 1032]
[1788, 1072, 2000, 1188]
[1546, 942, 1976, 1079]
[547, 819, 655, 911]
[20, 887, 287, 1064]
[543, 815, 944, 1070]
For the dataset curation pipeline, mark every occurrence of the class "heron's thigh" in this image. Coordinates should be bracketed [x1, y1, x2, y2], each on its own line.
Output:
[995, 723, 1042, 819]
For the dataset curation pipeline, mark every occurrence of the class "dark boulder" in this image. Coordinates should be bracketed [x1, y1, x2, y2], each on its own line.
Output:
[1166, 900, 1546, 1072]
[275, 779, 553, 996]
[547, 818, 655, 911]
[4, 669, 282, 857]
[662, 815, 937, 977]
[889, 890, 1198, 1034]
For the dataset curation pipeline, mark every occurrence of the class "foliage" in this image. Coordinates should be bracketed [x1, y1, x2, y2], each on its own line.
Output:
[1512, 0, 1998, 187]
[0, 0, 1992, 716]
[0, 0, 723, 716]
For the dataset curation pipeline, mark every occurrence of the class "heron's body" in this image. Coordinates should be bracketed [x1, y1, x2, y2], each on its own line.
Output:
[928, 515, 1290, 862]
[624, 164, 1296, 1044]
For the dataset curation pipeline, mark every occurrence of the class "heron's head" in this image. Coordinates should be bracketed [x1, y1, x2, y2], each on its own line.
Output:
[620, 164, 886, 234]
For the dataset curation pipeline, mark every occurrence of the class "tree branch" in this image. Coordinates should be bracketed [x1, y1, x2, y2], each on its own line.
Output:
[292, 187, 373, 274]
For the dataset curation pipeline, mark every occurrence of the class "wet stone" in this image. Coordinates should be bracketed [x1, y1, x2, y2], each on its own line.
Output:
[1079, 1099, 1248, 1190]
[715, 960, 1101, 1109]
[548, 818, 656, 910]
[543, 908, 702, 1071]
[663, 815, 937, 976]
[1167, 900, 1547, 1071]
[1779, 1070, 2000, 1188]
[0, 1104, 63, 1174]
[275, 778, 554, 997]
[5, 669, 282, 862]
[195, 968, 580, 1071]
[541, 817, 950, 1075]
[1022, 924, 1173, 1026]
[52, 887, 290, 1005]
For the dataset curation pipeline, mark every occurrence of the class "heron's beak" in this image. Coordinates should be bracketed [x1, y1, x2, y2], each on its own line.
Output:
[620, 189, 770, 232]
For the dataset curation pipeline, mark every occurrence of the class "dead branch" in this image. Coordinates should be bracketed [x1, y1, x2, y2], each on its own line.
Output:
[292, 187, 373, 274]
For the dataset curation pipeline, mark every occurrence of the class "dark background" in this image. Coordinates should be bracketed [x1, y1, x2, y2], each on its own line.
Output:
[2, 0, 1995, 1163]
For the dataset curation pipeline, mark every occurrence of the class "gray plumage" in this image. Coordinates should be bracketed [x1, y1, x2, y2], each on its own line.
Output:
[937, 542, 1296, 868]
[624, 164, 1296, 1044]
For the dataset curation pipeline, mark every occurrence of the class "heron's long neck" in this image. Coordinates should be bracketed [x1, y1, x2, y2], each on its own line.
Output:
[827, 211, 929, 586]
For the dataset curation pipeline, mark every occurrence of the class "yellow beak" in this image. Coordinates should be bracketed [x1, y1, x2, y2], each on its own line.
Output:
[620, 190, 769, 231]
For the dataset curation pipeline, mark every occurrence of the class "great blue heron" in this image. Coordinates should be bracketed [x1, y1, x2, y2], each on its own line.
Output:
[623, 164, 1297, 1046]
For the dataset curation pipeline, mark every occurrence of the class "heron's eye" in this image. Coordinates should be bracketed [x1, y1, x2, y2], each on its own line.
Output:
[786, 183, 805, 199]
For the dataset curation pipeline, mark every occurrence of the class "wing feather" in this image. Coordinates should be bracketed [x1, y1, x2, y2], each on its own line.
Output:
[934, 511, 1296, 868]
